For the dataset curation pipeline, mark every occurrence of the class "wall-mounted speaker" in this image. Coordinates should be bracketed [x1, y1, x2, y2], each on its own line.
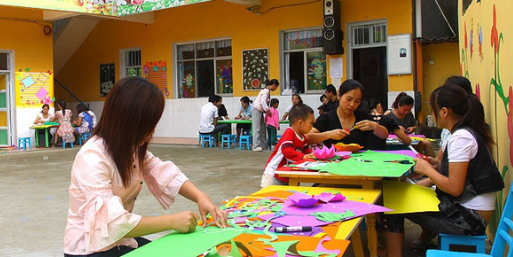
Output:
[322, 0, 344, 55]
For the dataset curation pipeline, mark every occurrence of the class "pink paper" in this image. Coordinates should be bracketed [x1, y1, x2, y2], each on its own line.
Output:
[335, 151, 352, 157]
[374, 150, 417, 158]
[389, 134, 425, 138]
[315, 192, 346, 203]
[288, 192, 318, 208]
[258, 213, 332, 227]
[313, 145, 336, 159]
[281, 200, 392, 220]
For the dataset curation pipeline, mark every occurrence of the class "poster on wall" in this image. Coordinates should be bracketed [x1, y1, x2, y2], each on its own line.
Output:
[100, 63, 115, 97]
[143, 61, 169, 97]
[15, 70, 53, 108]
[242, 48, 268, 91]
[387, 34, 412, 75]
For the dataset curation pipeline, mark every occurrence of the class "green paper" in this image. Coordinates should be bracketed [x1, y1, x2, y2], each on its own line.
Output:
[318, 150, 413, 177]
[311, 210, 355, 222]
[205, 240, 244, 257]
[267, 240, 299, 257]
[123, 226, 242, 257]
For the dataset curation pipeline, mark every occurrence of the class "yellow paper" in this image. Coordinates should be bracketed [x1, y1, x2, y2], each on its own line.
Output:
[382, 180, 440, 214]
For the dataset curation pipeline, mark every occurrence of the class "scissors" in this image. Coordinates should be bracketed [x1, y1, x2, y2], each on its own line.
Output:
[408, 145, 429, 161]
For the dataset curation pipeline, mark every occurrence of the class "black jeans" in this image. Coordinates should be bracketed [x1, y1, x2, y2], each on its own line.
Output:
[64, 237, 151, 257]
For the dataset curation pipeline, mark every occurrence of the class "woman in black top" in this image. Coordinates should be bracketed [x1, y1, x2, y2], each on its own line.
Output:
[306, 79, 388, 148]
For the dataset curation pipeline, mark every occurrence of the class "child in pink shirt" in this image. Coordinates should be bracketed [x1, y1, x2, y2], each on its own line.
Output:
[265, 98, 280, 150]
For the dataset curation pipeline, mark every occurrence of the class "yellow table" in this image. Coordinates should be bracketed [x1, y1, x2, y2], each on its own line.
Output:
[275, 170, 383, 189]
[255, 185, 382, 257]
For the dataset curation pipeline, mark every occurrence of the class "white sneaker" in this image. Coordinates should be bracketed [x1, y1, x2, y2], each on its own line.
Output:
[253, 147, 263, 152]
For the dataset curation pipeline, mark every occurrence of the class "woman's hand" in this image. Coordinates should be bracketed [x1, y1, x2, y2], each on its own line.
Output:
[406, 126, 416, 134]
[413, 158, 437, 176]
[354, 120, 377, 131]
[329, 129, 350, 140]
[303, 153, 315, 159]
[197, 195, 227, 228]
[169, 211, 200, 233]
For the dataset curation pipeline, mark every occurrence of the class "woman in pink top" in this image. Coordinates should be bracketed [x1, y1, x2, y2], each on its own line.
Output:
[51, 99, 75, 146]
[64, 77, 227, 257]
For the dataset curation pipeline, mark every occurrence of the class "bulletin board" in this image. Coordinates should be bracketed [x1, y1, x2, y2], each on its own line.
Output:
[242, 48, 268, 91]
[99, 63, 115, 97]
[387, 34, 412, 75]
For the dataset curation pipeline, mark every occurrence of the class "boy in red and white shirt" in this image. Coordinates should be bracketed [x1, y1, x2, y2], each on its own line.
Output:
[260, 104, 315, 187]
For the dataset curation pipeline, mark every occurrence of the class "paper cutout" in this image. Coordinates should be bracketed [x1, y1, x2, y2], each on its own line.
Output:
[123, 226, 241, 257]
[313, 145, 336, 160]
[281, 200, 392, 221]
[143, 61, 169, 97]
[311, 211, 355, 222]
[315, 192, 346, 203]
[288, 192, 318, 208]
[36, 87, 48, 100]
[259, 213, 332, 227]
[335, 151, 352, 157]
[317, 151, 414, 177]
[382, 180, 440, 214]
[22, 76, 35, 87]
[374, 150, 417, 158]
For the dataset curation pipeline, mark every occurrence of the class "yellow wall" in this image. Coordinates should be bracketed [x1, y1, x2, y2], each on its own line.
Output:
[57, 0, 414, 100]
[421, 42, 460, 116]
[0, 6, 54, 108]
[459, 1, 512, 232]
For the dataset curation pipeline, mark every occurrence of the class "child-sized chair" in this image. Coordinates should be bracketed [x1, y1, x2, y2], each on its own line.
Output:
[17, 137, 32, 150]
[221, 134, 236, 149]
[78, 132, 92, 146]
[426, 182, 513, 257]
[200, 134, 216, 148]
[239, 135, 252, 150]
[63, 141, 74, 149]
[438, 234, 487, 253]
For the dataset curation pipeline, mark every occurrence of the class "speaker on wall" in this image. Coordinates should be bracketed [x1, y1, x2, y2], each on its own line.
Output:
[322, 0, 344, 55]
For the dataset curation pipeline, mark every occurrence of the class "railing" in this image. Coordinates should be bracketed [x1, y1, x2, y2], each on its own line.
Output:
[54, 79, 85, 108]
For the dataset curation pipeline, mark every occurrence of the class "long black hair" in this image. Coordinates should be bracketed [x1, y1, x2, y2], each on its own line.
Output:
[58, 99, 66, 116]
[95, 77, 165, 187]
[360, 99, 380, 115]
[391, 92, 414, 109]
[338, 79, 364, 97]
[429, 84, 493, 150]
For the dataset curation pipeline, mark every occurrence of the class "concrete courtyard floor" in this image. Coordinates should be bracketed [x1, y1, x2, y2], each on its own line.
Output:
[0, 143, 438, 257]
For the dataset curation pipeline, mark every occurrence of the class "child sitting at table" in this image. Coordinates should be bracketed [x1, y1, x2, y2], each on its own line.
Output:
[265, 98, 280, 151]
[260, 103, 315, 187]
[74, 103, 93, 136]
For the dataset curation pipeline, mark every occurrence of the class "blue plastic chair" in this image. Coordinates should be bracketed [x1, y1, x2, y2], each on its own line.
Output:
[200, 134, 216, 148]
[63, 141, 74, 149]
[239, 135, 252, 150]
[221, 134, 236, 149]
[426, 182, 513, 257]
[438, 234, 487, 253]
[17, 137, 32, 150]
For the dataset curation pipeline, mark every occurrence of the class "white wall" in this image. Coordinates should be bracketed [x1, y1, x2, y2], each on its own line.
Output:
[81, 94, 325, 139]
[15, 107, 55, 146]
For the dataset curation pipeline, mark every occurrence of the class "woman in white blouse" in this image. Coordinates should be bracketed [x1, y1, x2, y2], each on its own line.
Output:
[64, 77, 227, 257]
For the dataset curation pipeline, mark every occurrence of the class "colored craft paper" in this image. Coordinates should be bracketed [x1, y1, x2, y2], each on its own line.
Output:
[288, 192, 318, 207]
[389, 134, 425, 138]
[317, 151, 414, 177]
[258, 213, 332, 227]
[315, 192, 346, 203]
[281, 200, 392, 221]
[374, 150, 417, 158]
[123, 226, 242, 257]
[22, 76, 35, 87]
[335, 151, 352, 157]
[313, 145, 336, 160]
[382, 180, 440, 214]
[36, 87, 48, 100]
[143, 61, 169, 97]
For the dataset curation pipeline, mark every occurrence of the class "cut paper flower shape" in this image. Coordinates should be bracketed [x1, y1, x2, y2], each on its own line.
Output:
[315, 192, 346, 203]
[313, 145, 336, 160]
[288, 192, 318, 208]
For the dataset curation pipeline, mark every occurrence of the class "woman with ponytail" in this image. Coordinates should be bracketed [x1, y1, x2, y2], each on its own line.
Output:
[51, 99, 75, 146]
[382, 85, 504, 256]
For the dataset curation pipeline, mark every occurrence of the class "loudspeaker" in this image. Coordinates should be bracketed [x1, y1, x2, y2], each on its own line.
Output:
[322, 0, 344, 55]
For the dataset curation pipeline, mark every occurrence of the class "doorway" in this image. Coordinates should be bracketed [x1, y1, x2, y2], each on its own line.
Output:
[352, 47, 388, 107]
[0, 51, 13, 146]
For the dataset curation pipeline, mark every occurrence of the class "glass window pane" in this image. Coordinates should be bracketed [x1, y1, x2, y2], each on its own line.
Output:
[196, 60, 214, 97]
[0, 129, 7, 145]
[126, 67, 141, 77]
[216, 59, 232, 94]
[284, 29, 323, 50]
[177, 44, 194, 60]
[306, 51, 327, 91]
[0, 92, 6, 108]
[177, 61, 196, 98]
[196, 42, 215, 58]
[216, 40, 232, 57]
[0, 53, 8, 70]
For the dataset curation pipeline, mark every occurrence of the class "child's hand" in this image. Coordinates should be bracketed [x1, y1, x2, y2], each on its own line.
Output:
[303, 153, 315, 159]
[197, 195, 227, 228]
[413, 158, 435, 176]
[406, 126, 416, 133]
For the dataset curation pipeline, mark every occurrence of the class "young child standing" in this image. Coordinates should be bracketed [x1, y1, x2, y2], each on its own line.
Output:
[260, 103, 315, 187]
[265, 98, 280, 150]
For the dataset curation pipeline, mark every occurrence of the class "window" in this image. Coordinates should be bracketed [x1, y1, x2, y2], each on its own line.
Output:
[282, 28, 326, 94]
[121, 48, 141, 78]
[176, 39, 232, 98]
[351, 23, 387, 47]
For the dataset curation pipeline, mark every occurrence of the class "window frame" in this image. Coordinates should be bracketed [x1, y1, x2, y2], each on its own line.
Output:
[174, 38, 232, 99]
[119, 47, 141, 78]
[281, 27, 326, 94]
